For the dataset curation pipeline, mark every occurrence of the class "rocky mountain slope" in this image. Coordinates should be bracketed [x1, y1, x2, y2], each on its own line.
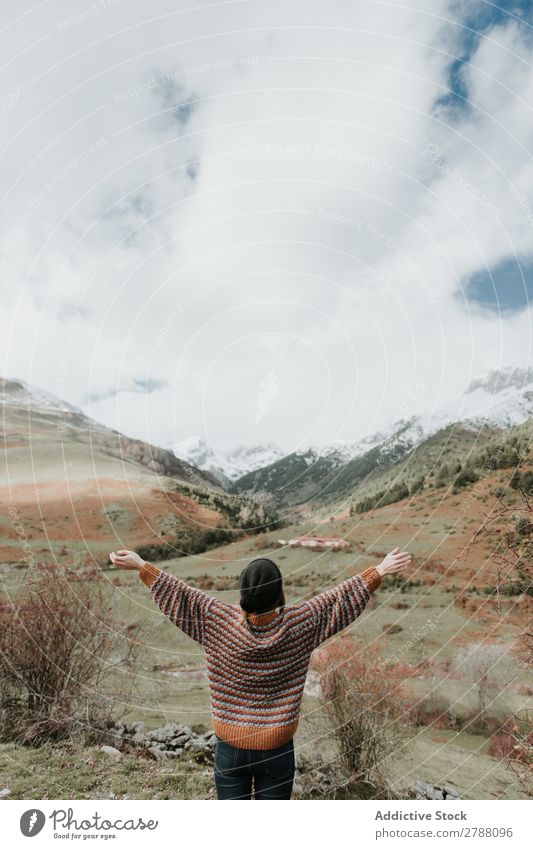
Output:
[0, 377, 223, 566]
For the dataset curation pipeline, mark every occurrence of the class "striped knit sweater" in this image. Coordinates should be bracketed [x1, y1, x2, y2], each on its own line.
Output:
[139, 561, 382, 750]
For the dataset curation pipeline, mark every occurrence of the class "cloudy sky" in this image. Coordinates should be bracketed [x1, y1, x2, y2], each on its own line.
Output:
[1, 0, 532, 456]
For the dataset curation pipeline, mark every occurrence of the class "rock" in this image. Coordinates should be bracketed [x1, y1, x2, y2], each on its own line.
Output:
[131, 722, 147, 741]
[409, 780, 460, 800]
[148, 730, 167, 743]
[0, 788, 11, 800]
[167, 734, 189, 748]
[190, 735, 208, 751]
[148, 724, 184, 743]
[100, 745, 123, 761]
[112, 720, 199, 757]
[178, 725, 193, 738]
[147, 746, 167, 761]
[442, 785, 460, 800]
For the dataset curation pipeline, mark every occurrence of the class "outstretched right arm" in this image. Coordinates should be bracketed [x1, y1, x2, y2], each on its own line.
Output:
[306, 546, 411, 648]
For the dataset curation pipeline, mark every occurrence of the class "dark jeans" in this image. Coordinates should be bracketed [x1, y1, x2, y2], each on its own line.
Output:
[214, 736, 295, 800]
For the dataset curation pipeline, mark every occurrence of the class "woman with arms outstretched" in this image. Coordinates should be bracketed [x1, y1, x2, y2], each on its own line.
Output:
[109, 545, 412, 800]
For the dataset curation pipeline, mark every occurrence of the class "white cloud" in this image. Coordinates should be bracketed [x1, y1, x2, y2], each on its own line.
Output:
[0, 0, 532, 455]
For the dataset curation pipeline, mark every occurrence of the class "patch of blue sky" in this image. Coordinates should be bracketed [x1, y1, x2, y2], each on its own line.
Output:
[462, 256, 533, 313]
[436, 0, 533, 114]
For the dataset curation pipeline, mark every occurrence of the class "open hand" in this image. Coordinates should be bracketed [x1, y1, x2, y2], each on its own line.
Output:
[109, 550, 145, 571]
[376, 546, 412, 577]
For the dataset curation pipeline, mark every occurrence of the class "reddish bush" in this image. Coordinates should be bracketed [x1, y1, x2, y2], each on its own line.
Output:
[488, 732, 516, 759]
[0, 562, 137, 745]
[310, 637, 417, 798]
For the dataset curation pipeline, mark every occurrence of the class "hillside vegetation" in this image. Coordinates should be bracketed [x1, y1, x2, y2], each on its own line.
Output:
[232, 419, 533, 518]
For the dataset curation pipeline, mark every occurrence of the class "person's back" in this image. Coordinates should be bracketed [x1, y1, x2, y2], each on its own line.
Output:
[109, 546, 412, 799]
[204, 597, 318, 749]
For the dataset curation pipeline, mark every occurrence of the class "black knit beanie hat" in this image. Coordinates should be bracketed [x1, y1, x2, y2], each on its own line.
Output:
[239, 557, 283, 614]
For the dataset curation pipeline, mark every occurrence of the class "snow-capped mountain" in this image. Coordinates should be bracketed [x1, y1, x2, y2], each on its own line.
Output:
[0, 377, 82, 414]
[306, 429, 394, 466]
[0, 377, 114, 434]
[2, 376, 219, 489]
[229, 363, 533, 505]
[465, 364, 533, 396]
[377, 363, 533, 456]
[302, 363, 533, 468]
[175, 365, 533, 490]
[172, 436, 283, 485]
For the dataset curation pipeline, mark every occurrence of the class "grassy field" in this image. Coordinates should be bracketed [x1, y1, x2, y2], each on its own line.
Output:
[0, 740, 213, 800]
[1, 451, 531, 800]
[2, 521, 530, 800]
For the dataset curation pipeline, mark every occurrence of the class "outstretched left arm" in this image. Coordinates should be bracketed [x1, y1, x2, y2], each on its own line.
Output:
[110, 550, 214, 645]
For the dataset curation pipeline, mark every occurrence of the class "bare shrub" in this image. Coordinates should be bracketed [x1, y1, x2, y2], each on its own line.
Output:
[415, 660, 457, 728]
[310, 637, 416, 799]
[0, 562, 138, 746]
[452, 641, 515, 731]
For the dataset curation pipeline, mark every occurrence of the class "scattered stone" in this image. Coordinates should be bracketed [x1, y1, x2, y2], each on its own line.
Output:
[168, 734, 189, 748]
[0, 788, 11, 800]
[408, 779, 460, 800]
[442, 785, 460, 800]
[149, 724, 178, 743]
[189, 735, 208, 751]
[132, 722, 147, 742]
[100, 745, 123, 761]
[111, 720, 215, 763]
[147, 746, 167, 761]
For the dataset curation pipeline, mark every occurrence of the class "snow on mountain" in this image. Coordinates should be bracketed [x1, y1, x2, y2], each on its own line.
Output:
[0, 377, 114, 434]
[172, 436, 283, 484]
[465, 364, 533, 396]
[306, 429, 393, 466]
[306, 363, 533, 467]
[416, 363, 533, 436]
[1, 377, 82, 413]
[174, 365, 533, 485]
[7, 362, 530, 492]
[225, 443, 284, 476]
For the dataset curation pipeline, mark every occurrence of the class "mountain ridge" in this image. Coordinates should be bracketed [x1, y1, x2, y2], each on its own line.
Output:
[229, 363, 533, 505]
